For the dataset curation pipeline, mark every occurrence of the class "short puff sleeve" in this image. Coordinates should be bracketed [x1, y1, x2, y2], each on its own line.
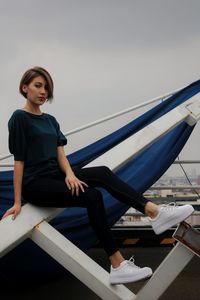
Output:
[8, 111, 27, 161]
[53, 117, 67, 147]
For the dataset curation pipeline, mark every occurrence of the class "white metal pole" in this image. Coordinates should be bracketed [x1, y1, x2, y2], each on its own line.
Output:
[136, 242, 194, 300]
[31, 221, 136, 300]
[86, 99, 195, 171]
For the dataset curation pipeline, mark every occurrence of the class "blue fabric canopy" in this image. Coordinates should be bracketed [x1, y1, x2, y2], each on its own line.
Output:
[0, 79, 200, 283]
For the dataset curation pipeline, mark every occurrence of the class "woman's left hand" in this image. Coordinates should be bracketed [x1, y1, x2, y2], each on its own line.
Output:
[1, 203, 21, 220]
[65, 173, 88, 196]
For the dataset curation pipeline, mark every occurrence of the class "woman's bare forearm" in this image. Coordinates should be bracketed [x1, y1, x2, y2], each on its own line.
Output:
[57, 146, 88, 195]
[13, 160, 24, 205]
[2, 161, 24, 219]
[57, 146, 74, 176]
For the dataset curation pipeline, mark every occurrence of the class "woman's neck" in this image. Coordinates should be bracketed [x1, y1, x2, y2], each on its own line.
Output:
[23, 102, 43, 115]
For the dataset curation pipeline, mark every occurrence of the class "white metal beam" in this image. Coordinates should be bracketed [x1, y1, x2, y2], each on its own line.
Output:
[31, 221, 135, 300]
[86, 97, 200, 171]
[0, 204, 63, 257]
[136, 242, 194, 300]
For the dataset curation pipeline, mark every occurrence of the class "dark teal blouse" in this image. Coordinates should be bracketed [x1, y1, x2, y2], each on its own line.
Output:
[8, 109, 67, 186]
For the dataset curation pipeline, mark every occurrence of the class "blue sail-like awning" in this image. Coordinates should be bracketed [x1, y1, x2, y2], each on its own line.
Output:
[0, 79, 200, 282]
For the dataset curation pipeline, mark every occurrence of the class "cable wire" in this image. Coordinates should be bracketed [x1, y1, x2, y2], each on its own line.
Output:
[177, 155, 200, 198]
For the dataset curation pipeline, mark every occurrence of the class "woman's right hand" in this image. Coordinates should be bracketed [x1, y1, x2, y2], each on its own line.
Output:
[2, 203, 21, 220]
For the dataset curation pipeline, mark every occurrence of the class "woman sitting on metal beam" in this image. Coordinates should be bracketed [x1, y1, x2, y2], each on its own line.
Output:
[3, 66, 194, 285]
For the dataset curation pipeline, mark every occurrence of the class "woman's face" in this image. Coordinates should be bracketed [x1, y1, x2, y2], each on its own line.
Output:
[22, 75, 48, 106]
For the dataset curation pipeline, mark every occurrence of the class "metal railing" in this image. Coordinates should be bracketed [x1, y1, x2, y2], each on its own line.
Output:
[150, 185, 200, 190]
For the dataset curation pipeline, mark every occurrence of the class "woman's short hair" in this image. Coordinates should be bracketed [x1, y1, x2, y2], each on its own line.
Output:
[19, 66, 54, 101]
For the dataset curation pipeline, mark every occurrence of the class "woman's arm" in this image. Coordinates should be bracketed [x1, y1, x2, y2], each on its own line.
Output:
[57, 146, 75, 177]
[57, 146, 88, 196]
[2, 160, 24, 219]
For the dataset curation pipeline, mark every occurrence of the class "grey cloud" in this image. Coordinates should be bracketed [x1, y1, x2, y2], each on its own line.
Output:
[0, 0, 200, 50]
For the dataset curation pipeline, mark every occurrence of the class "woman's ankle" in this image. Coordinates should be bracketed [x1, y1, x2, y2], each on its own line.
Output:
[145, 201, 159, 218]
[109, 251, 125, 268]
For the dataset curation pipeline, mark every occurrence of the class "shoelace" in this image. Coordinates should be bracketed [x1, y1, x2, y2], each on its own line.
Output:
[128, 256, 141, 269]
[159, 202, 177, 211]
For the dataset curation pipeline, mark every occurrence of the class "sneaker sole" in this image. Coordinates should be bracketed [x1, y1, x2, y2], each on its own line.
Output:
[110, 271, 152, 285]
[154, 206, 194, 235]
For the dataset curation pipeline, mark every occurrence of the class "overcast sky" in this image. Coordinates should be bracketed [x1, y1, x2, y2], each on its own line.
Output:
[1, 0, 200, 176]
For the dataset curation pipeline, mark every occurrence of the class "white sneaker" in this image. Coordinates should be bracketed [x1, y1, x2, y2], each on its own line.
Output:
[149, 203, 194, 235]
[110, 257, 152, 285]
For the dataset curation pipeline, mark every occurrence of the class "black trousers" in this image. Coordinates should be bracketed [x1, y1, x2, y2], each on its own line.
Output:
[22, 166, 149, 256]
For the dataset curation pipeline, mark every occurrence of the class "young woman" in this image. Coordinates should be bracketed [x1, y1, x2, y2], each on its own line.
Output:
[3, 67, 194, 285]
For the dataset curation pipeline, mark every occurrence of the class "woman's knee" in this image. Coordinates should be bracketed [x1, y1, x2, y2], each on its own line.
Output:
[85, 187, 102, 199]
[100, 165, 111, 172]
[84, 188, 104, 208]
[96, 165, 113, 177]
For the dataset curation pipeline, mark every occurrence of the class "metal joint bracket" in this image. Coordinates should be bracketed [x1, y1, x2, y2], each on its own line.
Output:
[185, 99, 200, 126]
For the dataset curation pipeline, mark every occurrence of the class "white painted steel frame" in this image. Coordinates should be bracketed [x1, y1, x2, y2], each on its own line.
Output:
[0, 205, 63, 257]
[0, 94, 200, 299]
[31, 221, 135, 300]
[136, 242, 195, 300]
[86, 96, 200, 171]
